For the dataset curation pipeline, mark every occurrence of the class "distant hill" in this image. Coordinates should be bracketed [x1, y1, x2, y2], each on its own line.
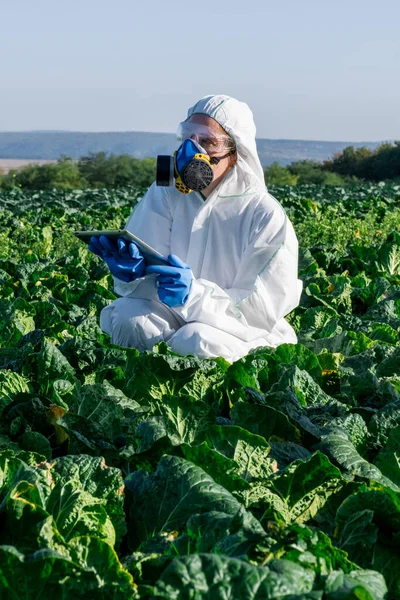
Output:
[0, 131, 383, 167]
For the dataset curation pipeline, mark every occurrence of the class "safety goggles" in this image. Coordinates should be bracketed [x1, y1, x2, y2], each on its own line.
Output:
[177, 121, 236, 155]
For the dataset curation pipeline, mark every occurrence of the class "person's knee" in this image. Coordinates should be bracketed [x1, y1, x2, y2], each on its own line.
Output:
[100, 298, 144, 347]
[101, 298, 133, 332]
[100, 297, 179, 350]
[168, 323, 220, 358]
[168, 322, 257, 361]
[169, 323, 202, 357]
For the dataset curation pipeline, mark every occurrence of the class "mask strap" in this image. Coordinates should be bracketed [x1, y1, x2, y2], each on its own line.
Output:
[209, 148, 236, 165]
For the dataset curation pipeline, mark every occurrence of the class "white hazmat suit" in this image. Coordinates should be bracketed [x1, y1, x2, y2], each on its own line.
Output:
[100, 95, 302, 362]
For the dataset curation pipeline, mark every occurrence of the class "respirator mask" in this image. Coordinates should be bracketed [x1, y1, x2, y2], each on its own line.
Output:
[156, 122, 236, 194]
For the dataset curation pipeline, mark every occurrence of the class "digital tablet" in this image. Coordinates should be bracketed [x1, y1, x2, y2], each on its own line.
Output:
[73, 229, 168, 266]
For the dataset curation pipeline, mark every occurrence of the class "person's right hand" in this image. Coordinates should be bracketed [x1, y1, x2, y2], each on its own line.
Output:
[88, 235, 145, 283]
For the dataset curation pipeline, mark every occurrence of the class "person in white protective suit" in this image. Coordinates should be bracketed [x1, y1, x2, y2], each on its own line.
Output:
[91, 95, 302, 363]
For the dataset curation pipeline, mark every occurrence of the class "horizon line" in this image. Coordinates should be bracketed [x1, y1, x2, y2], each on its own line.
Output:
[0, 130, 393, 145]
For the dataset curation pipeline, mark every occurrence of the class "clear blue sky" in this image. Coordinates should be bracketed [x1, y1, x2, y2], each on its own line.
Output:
[1, 0, 399, 141]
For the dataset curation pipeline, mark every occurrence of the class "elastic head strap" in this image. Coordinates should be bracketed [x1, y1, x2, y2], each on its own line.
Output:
[209, 148, 236, 165]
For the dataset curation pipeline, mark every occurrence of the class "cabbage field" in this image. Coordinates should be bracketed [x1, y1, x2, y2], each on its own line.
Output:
[1, 183, 400, 599]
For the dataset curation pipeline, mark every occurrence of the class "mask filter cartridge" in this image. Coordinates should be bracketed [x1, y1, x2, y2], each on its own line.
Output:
[156, 155, 174, 187]
[180, 152, 213, 192]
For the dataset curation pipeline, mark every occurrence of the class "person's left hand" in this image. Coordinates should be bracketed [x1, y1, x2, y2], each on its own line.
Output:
[146, 254, 193, 307]
[88, 235, 145, 283]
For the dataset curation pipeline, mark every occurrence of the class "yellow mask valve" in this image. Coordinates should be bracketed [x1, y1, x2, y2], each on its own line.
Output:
[175, 175, 192, 194]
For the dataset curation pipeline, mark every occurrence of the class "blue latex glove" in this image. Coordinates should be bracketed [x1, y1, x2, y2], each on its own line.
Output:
[88, 235, 145, 283]
[146, 254, 193, 307]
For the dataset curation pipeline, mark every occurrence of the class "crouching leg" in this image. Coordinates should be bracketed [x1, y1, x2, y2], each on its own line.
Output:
[100, 297, 184, 351]
[168, 322, 270, 363]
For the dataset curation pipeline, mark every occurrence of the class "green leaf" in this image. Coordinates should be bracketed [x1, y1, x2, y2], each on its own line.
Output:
[179, 508, 266, 557]
[153, 554, 315, 599]
[265, 522, 358, 576]
[125, 455, 257, 549]
[268, 441, 312, 470]
[376, 238, 400, 276]
[336, 509, 378, 561]
[319, 428, 398, 489]
[0, 450, 53, 550]
[270, 365, 336, 408]
[230, 401, 300, 442]
[337, 486, 400, 538]
[18, 431, 52, 460]
[306, 276, 353, 314]
[123, 346, 226, 403]
[0, 451, 125, 552]
[324, 569, 387, 600]
[327, 414, 369, 456]
[369, 543, 400, 599]
[374, 425, 400, 486]
[336, 486, 400, 597]
[299, 306, 339, 335]
[366, 321, 399, 345]
[0, 537, 134, 599]
[369, 400, 400, 448]
[0, 299, 36, 347]
[307, 331, 377, 358]
[224, 354, 270, 394]
[272, 343, 322, 381]
[133, 416, 170, 454]
[67, 536, 134, 595]
[0, 370, 30, 416]
[58, 381, 139, 448]
[261, 390, 322, 440]
[363, 290, 400, 330]
[237, 451, 343, 526]
[375, 347, 400, 378]
[50, 454, 126, 546]
[37, 337, 75, 392]
[180, 442, 250, 493]
[152, 394, 216, 446]
[16, 450, 47, 466]
[198, 425, 278, 481]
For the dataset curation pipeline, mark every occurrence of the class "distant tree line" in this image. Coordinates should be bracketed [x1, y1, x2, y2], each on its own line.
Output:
[0, 142, 399, 190]
[0, 153, 156, 190]
[264, 141, 400, 185]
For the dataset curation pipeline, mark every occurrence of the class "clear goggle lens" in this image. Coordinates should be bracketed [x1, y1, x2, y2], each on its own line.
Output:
[177, 122, 236, 155]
